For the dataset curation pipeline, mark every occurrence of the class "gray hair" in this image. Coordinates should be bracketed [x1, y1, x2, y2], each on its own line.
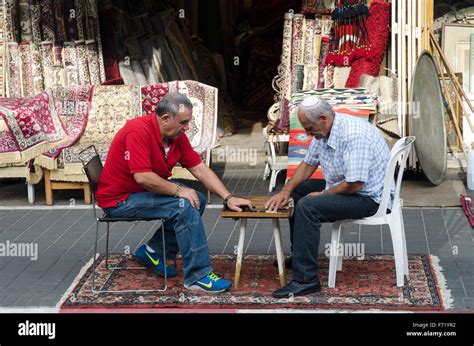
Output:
[299, 96, 334, 122]
[156, 92, 193, 118]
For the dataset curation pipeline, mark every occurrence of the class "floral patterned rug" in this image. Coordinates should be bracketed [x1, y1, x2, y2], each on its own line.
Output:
[60, 254, 450, 311]
[36, 85, 95, 169]
[141, 80, 217, 156]
[60, 84, 141, 176]
[0, 89, 70, 165]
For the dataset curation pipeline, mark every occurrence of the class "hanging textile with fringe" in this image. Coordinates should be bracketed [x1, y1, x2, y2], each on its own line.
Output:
[325, 0, 373, 67]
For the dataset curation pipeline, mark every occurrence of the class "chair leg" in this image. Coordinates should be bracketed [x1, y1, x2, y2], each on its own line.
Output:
[91, 220, 100, 294]
[92, 219, 169, 294]
[160, 220, 167, 291]
[397, 207, 409, 277]
[272, 219, 286, 288]
[234, 218, 247, 290]
[105, 222, 110, 270]
[263, 162, 270, 180]
[207, 190, 212, 203]
[388, 216, 405, 287]
[337, 225, 345, 271]
[328, 222, 343, 288]
[268, 170, 276, 192]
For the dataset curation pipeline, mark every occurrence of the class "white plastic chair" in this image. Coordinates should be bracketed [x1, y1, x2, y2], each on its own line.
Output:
[263, 133, 289, 192]
[328, 136, 415, 288]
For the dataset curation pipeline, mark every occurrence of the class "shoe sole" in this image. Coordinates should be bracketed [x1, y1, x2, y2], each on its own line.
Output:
[272, 286, 321, 299]
[134, 255, 178, 278]
[183, 284, 230, 293]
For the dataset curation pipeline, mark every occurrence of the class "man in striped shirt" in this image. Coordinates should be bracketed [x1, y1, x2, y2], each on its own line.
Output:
[266, 96, 391, 298]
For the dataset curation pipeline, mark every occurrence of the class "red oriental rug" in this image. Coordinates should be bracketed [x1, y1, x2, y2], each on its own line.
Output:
[0, 89, 70, 165]
[461, 194, 474, 227]
[59, 254, 452, 311]
[141, 81, 218, 156]
[141, 83, 170, 115]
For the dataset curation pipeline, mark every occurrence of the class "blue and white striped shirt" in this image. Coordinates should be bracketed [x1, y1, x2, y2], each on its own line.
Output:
[304, 113, 391, 205]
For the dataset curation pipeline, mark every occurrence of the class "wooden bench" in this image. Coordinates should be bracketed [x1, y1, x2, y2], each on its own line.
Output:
[44, 169, 91, 205]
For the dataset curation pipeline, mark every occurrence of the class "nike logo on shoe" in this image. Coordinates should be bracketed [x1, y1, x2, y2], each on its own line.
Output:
[197, 281, 213, 288]
[145, 251, 160, 266]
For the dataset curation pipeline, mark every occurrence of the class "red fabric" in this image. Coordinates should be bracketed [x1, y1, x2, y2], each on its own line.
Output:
[96, 114, 202, 208]
[101, 78, 124, 85]
[141, 84, 170, 115]
[98, 9, 121, 83]
[345, 0, 391, 88]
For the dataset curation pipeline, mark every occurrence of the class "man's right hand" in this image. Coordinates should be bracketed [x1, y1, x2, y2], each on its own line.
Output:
[265, 190, 291, 212]
[179, 186, 201, 209]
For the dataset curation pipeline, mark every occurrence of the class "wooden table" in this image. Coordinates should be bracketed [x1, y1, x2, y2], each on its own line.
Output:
[221, 196, 294, 289]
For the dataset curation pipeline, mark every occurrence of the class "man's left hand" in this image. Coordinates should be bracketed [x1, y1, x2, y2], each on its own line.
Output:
[227, 197, 253, 212]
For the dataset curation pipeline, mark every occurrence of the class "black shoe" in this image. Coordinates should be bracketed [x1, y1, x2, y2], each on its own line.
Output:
[273, 256, 293, 269]
[272, 279, 321, 299]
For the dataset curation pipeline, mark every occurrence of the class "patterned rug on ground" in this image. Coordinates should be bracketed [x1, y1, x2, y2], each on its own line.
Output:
[60, 254, 451, 311]
[60, 255, 451, 310]
[461, 194, 474, 227]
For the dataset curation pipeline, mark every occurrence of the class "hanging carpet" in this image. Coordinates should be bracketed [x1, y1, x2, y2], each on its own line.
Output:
[0, 89, 70, 165]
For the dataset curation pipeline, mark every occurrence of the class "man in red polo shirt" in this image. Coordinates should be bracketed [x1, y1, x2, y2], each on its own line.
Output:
[96, 92, 252, 293]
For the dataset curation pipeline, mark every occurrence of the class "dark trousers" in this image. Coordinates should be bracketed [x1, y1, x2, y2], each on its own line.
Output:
[289, 179, 326, 251]
[290, 180, 379, 283]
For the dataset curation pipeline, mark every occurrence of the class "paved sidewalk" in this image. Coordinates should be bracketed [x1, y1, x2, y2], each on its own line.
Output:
[0, 141, 473, 311]
[0, 205, 472, 310]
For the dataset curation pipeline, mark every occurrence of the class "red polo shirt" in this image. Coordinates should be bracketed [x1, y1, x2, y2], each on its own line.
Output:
[96, 114, 202, 208]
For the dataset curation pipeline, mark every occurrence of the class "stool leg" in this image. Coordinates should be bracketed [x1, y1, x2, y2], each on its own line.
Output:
[272, 219, 286, 288]
[234, 218, 247, 290]
[44, 169, 53, 206]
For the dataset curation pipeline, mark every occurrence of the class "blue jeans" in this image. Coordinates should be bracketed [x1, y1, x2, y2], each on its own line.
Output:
[103, 191, 212, 286]
[291, 187, 379, 283]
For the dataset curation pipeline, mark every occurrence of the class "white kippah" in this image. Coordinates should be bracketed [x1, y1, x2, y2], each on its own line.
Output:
[300, 96, 322, 110]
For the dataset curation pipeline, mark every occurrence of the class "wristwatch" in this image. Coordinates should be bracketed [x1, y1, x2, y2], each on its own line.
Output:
[174, 183, 182, 198]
